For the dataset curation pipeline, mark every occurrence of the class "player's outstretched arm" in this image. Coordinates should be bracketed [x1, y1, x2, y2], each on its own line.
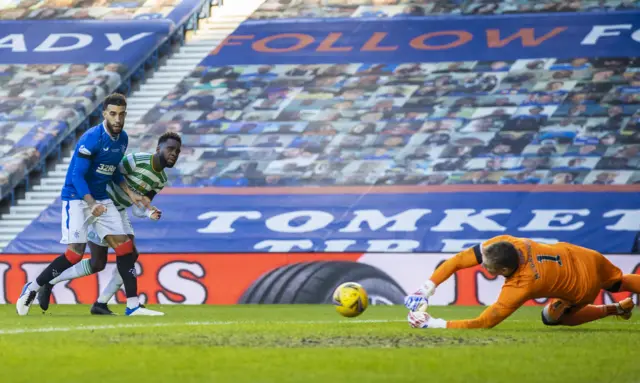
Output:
[409, 287, 526, 329]
[430, 245, 483, 286]
[446, 301, 520, 329]
[405, 245, 484, 311]
[408, 303, 519, 329]
[408, 235, 518, 303]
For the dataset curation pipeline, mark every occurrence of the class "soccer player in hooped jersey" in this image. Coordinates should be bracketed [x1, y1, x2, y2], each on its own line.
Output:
[16, 93, 157, 317]
[36, 132, 181, 316]
[405, 235, 640, 329]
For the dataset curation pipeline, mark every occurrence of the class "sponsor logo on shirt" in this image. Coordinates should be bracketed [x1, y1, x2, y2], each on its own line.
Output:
[96, 164, 116, 175]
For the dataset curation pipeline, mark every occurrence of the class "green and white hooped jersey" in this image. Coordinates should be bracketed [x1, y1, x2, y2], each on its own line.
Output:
[106, 152, 168, 211]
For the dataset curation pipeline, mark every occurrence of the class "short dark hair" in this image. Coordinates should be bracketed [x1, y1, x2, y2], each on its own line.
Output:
[158, 131, 182, 146]
[484, 241, 520, 271]
[104, 93, 127, 108]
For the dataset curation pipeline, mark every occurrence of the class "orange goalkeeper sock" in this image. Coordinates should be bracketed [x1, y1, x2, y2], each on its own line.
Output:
[621, 274, 640, 293]
[559, 304, 618, 326]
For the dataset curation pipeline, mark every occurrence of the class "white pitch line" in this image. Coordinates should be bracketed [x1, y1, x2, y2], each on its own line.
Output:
[0, 319, 406, 336]
[2, 318, 633, 335]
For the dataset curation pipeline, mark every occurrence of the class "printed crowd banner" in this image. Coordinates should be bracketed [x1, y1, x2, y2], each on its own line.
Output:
[0, 252, 637, 306]
[203, 11, 640, 65]
[6, 188, 640, 254]
[0, 20, 172, 68]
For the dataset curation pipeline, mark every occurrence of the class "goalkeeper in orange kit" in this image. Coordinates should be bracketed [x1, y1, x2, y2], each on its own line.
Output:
[404, 235, 639, 329]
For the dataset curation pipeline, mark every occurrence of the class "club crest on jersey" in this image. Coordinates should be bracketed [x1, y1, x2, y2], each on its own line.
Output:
[97, 163, 116, 175]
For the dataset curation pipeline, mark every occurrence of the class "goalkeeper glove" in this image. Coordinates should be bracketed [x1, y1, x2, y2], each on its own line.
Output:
[404, 295, 429, 312]
[407, 311, 447, 329]
[416, 280, 437, 297]
[404, 280, 437, 312]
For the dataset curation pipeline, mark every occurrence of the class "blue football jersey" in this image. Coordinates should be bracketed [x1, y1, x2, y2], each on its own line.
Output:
[61, 123, 128, 201]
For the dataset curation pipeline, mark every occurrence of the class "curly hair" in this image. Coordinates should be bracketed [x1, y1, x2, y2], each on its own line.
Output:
[158, 131, 182, 146]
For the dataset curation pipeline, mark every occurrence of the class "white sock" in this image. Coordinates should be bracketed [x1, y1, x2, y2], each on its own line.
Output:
[97, 267, 123, 304]
[127, 297, 139, 309]
[49, 259, 93, 285]
[28, 281, 41, 292]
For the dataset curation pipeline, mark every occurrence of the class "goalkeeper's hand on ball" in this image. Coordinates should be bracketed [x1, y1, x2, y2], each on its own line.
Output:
[407, 311, 447, 329]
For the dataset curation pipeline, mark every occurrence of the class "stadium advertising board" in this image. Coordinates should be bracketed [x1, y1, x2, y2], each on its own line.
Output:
[204, 12, 640, 65]
[0, 252, 637, 306]
[6, 190, 640, 254]
[0, 21, 172, 68]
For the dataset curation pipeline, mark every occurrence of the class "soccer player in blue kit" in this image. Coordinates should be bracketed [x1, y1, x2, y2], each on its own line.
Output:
[16, 93, 163, 316]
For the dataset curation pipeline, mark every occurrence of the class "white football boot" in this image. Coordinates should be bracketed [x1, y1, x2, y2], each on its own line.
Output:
[16, 282, 37, 316]
[125, 306, 165, 316]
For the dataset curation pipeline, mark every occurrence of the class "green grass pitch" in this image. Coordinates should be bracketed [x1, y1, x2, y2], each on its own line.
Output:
[0, 304, 638, 383]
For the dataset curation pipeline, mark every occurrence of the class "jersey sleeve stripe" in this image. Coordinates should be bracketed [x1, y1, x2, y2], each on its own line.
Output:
[122, 155, 135, 175]
[472, 244, 482, 264]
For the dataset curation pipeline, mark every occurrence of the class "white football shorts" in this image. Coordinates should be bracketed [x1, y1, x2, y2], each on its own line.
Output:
[88, 208, 134, 247]
[60, 199, 126, 245]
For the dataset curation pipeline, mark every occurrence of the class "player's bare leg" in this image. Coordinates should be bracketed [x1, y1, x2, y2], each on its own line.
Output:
[16, 243, 85, 316]
[93, 235, 139, 315]
[104, 234, 163, 316]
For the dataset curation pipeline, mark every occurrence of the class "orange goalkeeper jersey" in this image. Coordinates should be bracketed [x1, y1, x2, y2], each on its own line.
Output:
[430, 235, 621, 329]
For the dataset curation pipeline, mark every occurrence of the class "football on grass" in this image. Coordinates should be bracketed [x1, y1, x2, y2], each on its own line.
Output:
[332, 282, 369, 318]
